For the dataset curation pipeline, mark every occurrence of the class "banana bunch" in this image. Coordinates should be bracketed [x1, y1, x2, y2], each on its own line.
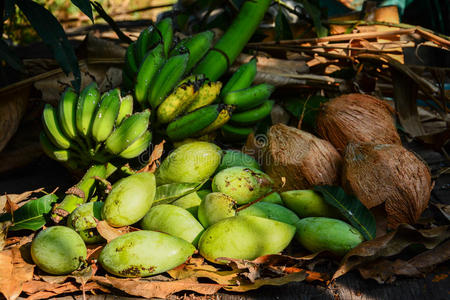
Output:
[220, 58, 275, 142]
[40, 83, 152, 170]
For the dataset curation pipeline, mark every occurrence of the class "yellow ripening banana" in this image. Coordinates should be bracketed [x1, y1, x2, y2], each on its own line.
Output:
[156, 81, 198, 124]
[105, 110, 150, 155]
[195, 104, 233, 136]
[116, 94, 133, 126]
[185, 80, 222, 112]
[91, 88, 121, 143]
[119, 131, 152, 159]
[76, 82, 101, 137]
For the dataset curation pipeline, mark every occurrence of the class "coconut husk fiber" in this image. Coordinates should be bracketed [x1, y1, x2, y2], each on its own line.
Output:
[316, 94, 401, 154]
[342, 143, 432, 228]
[261, 124, 342, 191]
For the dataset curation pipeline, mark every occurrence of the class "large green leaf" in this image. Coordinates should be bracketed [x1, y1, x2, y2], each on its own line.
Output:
[314, 186, 376, 240]
[283, 95, 328, 130]
[0, 194, 58, 231]
[71, 0, 94, 22]
[17, 0, 81, 90]
[0, 39, 24, 72]
[275, 7, 293, 42]
[154, 181, 206, 205]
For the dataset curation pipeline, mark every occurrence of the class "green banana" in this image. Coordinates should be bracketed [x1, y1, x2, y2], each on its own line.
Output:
[42, 103, 72, 150]
[147, 53, 189, 109]
[91, 88, 121, 143]
[166, 104, 225, 141]
[39, 131, 72, 162]
[154, 18, 173, 57]
[105, 110, 150, 154]
[119, 131, 152, 159]
[135, 26, 154, 65]
[230, 100, 274, 126]
[196, 105, 233, 136]
[156, 82, 198, 124]
[221, 123, 253, 141]
[76, 82, 101, 137]
[57, 87, 78, 140]
[124, 42, 139, 77]
[170, 30, 214, 74]
[186, 81, 222, 112]
[134, 44, 165, 108]
[223, 83, 274, 111]
[220, 58, 257, 97]
[116, 94, 133, 126]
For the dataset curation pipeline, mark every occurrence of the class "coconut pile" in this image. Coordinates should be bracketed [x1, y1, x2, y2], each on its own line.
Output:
[246, 93, 432, 229]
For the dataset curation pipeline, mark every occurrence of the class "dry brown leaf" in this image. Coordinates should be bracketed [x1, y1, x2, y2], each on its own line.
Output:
[333, 224, 450, 280]
[0, 84, 31, 152]
[0, 247, 35, 300]
[93, 275, 221, 298]
[22, 280, 107, 300]
[0, 188, 45, 214]
[224, 271, 308, 292]
[96, 220, 138, 242]
[138, 140, 166, 173]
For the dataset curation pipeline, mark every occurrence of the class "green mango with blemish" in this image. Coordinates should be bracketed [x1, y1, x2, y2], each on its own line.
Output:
[212, 166, 273, 205]
[155, 142, 222, 185]
[295, 217, 364, 256]
[217, 149, 260, 172]
[102, 172, 156, 227]
[197, 192, 236, 227]
[67, 201, 104, 244]
[141, 204, 204, 246]
[199, 215, 295, 264]
[31, 226, 87, 275]
[98, 230, 195, 277]
[281, 190, 341, 218]
[237, 202, 300, 225]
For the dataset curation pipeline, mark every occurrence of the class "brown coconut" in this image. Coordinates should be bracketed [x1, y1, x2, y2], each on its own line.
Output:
[261, 123, 342, 191]
[342, 143, 432, 228]
[316, 94, 401, 153]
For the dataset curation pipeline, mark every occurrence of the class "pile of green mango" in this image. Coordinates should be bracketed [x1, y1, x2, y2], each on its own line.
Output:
[30, 141, 364, 277]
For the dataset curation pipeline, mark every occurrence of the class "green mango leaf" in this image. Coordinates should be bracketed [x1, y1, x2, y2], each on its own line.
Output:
[0, 194, 59, 231]
[16, 0, 81, 91]
[0, 39, 24, 72]
[297, 0, 328, 37]
[71, 0, 94, 22]
[154, 181, 206, 205]
[275, 7, 293, 42]
[314, 186, 376, 240]
[283, 95, 328, 130]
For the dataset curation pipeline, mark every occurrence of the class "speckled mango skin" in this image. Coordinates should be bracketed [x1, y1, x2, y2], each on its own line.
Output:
[212, 166, 273, 205]
[197, 192, 236, 227]
[217, 150, 260, 172]
[99, 230, 195, 277]
[67, 202, 104, 244]
[155, 142, 222, 185]
[141, 204, 204, 246]
[102, 172, 155, 227]
[198, 216, 295, 264]
[295, 217, 364, 256]
[237, 202, 300, 225]
[31, 226, 87, 275]
[281, 190, 340, 218]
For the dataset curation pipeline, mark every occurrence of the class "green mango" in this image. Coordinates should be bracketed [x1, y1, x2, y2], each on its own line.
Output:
[196, 189, 211, 200]
[102, 172, 156, 227]
[31, 226, 87, 275]
[141, 204, 204, 246]
[199, 216, 295, 264]
[281, 190, 340, 218]
[172, 192, 202, 216]
[212, 166, 273, 205]
[156, 142, 222, 185]
[295, 217, 364, 256]
[217, 150, 260, 172]
[237, 202, 300, 225]
[67, 202, 104, 244]
[197, 192, 236, 227]
[261, 192, 283, 205]
[99, 230, 195, 277]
